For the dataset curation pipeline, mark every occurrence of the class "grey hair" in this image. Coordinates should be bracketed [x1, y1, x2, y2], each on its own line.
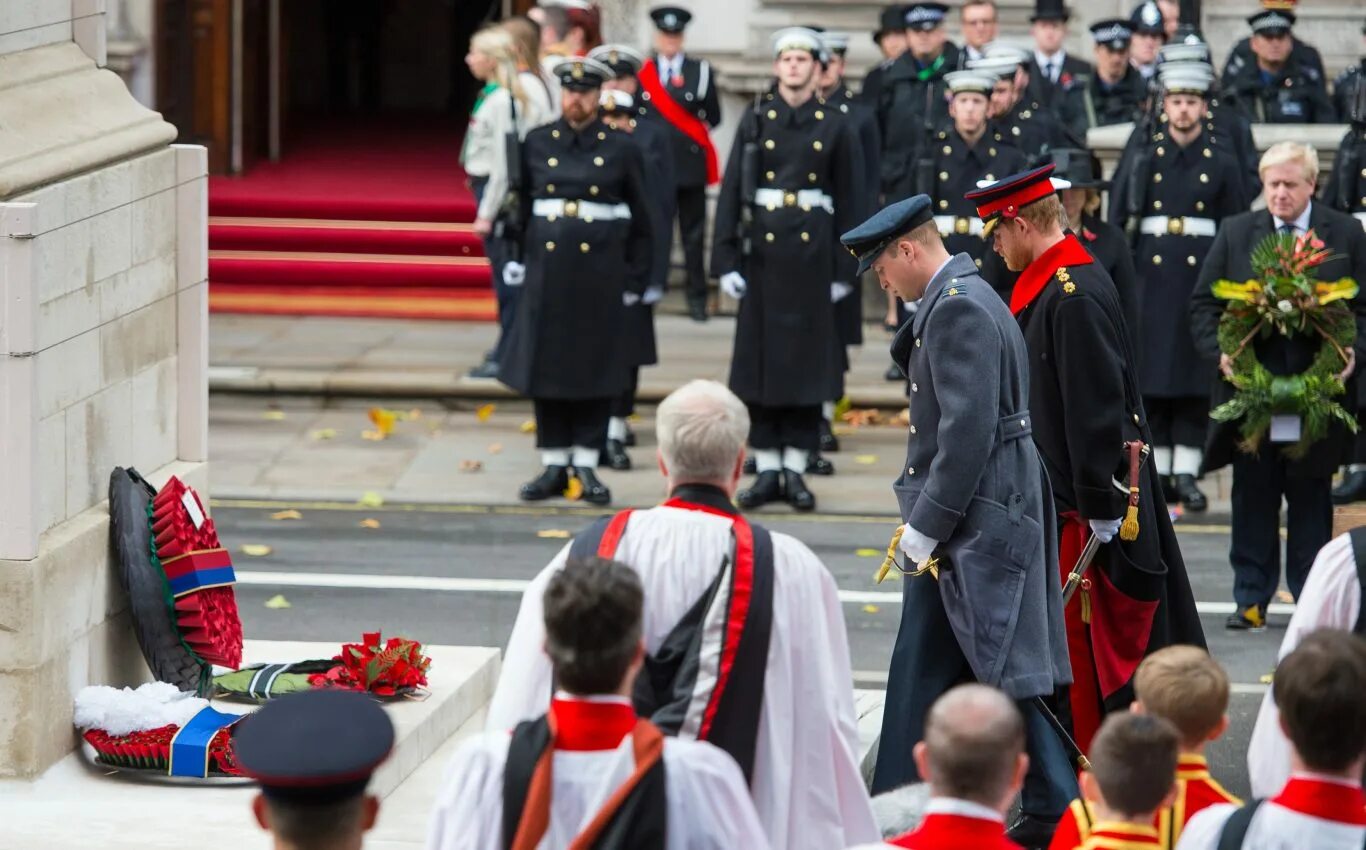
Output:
[655, 380, 750, 486]
[871, 782, 932, 838]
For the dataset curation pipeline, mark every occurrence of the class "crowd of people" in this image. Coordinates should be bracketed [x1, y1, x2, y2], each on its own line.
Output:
[226, 2, 1366, 849]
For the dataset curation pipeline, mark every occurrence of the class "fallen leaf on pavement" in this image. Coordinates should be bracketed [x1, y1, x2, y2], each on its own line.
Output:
[459, 459, 484, 472]
[537, 529, 571, 539]
[368, 407, 398, 437]
[855, 548, 883, 558]
[520, 420, 537, 434]
[892, 409, 911, 426]
[361, 430, 386, 441]
[832, 426, 853, 437]
[359, 518, 381, 529]
[563, 477, 584, 501]
[854, 454, 878, 465]
[862, 604, 880, 614]
[264, 595, 291, 609]
[1259, 672, 1274, 685]
[309, 428, 337, 441]
[476, 403, 497, 422]
[842, 408, 883, 428]
[270, 509, 302, 521]
[358, 491, 385, 508]
[487, 442, 504, 454]
[262, 410, 287, 421]
[241, 544, 273, 557]
[834, 395, 852, 419]
[403, 409, 422, 421]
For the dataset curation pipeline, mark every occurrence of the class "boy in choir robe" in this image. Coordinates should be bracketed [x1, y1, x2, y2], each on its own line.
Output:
[1071, 713, 1181, 850]
[1049, 646, 1240, 850]
[483, 378, 879, 850]
[426, 558, 769, 850]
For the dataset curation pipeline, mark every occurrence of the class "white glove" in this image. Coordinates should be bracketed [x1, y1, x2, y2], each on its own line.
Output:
[720, 271, 747, 299]
[1089, 517, 1122, 544]
[503, 261, 526, 286]
[831, 282, 854, 302]
[642, 285, 664, 305]
[897, 524, 938, 565]
[623, 291, 642, 306]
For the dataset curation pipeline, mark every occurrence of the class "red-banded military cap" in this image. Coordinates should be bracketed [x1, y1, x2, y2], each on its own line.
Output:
[964, 163, 1067, 236]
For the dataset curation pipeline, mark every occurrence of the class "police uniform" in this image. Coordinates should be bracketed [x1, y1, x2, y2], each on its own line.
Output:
[1085, 20, 1147, 128]
[1026, 0, 1094, 141]
[711, 28, 863, 512]
[234, 689, 394, 839]
[500, 58, 654, 507]
[1129, 1, 1165, 81]
[967, 164, 1205, 759]
[1108, 64, 1250, 512]
[588, 46, 679, 472]
[1332, 56, 1364, 130]
[1222, 10, 1336, 124]
[862, 5, 913, 109]
[924, 71, 1026, 264]
[643, 6, 721, 321]
[841, 195, 1076, 841]
[876, 3, 961, 202]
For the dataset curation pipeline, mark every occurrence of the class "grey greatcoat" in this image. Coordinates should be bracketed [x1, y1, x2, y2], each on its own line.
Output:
[874, 254, 1072, 794]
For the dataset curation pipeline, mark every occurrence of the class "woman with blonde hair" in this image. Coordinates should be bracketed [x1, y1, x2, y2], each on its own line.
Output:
[462, 24, 554, 380]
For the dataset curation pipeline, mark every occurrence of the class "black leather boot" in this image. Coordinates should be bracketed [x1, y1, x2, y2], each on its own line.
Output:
[605, 439, 632, 471]
[1333, 468, 1366, 504]
[743, 456, 757, 475]
[884, 363, 905, 382]
[1173, 474, 1208, 512]
[807, 453, 835, 475]
[622, 426, 637, 448]
[736, 471, 783, 509]
[519, 465, 568, 501]
[688, 298, 708, 323]
[1161, 474, 1178, 505]
[572, 467, 612, 506]
[783, 469, 816, 511]
[819, 419, 840, 452]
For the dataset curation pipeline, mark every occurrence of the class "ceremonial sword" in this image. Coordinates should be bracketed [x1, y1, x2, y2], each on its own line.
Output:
[1060, 441, 1151, 607]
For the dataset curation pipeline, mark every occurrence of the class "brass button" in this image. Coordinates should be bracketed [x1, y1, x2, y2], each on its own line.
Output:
[1153, 173, 1162, 183]
[766, 170, 776, 181]
[597, 131, 606, 140]
[939, 199, 948, 209]
[813, 140, 823, 151]
[989, 147, 997, 156]
[908, 467, 916, 475]
[547, 183, 556, 193]
[593, 156, 604, 166]
[909, 425, 917, 435]
[548, 157, 558, 167]
[564, 201, 579, 217]
[784, 192, 797, 206]
[765, 232, 775, 242]
[808, 172, 817, 183]
[767, 109, 777, 119]
[1152, 254, 1163, 265]
[589, 185, 599, 196]
[1200, 173, 1209, 184]
[580, 242, 590, 253]
[1133, 413, 1141, 424]
[552, 129, 561, 138]
[943, 145, 952, 155]
[1204, 148, 1212, 158]
[1156, 146, 1165, 156]
[1153, 200, 1163, 211]
[546, 241, 556, 251]
[800, 232, 810, 242]
[765, 139, 775, 150]
[939, 171, 949, 181]
[1195, 201, 1205, 211]
[1187, 255, 1197, 266]
[1012, 126, 1021, 136]
[815, 110, 824, 120]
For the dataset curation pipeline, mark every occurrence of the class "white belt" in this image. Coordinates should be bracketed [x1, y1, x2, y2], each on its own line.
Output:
[933, 215, 985, 236]
[753, 188, 834, 214]
[531, 198, 631, 221]
[1354, 211, 1366, 230]
[1139, 215, 1217, 237]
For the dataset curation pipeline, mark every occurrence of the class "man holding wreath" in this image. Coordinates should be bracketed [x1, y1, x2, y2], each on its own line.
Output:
[1189, 141, 1366, 631]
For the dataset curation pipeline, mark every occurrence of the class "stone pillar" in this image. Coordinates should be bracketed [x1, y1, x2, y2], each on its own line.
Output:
[0, 6, 210, 778]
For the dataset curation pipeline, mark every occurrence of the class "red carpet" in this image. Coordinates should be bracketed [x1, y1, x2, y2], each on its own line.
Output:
[208, 119, 494, 321]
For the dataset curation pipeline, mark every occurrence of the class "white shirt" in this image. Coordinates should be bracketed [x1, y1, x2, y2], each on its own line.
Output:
[1247, 532, 1361, 797]
[1034, 49, 1065, 82]
[658, 52, 685, 84]
[484, 504, 881, 850]
[1176, 775, 1366, 850]
[1272, 201, 1313, 236]
[427, 726, 770, 849]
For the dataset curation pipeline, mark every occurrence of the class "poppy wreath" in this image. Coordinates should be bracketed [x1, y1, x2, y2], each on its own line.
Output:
[74, 682, 244, 777]
[308, 632, 432, 698]
[1211, 228, 1360, 458]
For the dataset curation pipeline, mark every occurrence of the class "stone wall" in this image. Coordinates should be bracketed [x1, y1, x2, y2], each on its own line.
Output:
[0, 2, 209, 778]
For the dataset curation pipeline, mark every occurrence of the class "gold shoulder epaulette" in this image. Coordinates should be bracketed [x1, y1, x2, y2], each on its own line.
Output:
[1056, 267, 1076, 294]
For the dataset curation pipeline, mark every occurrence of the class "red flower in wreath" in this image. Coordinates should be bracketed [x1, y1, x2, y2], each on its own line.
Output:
[308, 632, 431, 697]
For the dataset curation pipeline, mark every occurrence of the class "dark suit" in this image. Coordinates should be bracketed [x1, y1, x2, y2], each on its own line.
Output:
[643, 53, 721, 307]
[1026, 53, 1093, 143]
[1189, 205, 1366, 606]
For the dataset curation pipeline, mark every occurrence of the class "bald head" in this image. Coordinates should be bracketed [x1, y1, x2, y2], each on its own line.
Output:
[920, 685, 1025, 806]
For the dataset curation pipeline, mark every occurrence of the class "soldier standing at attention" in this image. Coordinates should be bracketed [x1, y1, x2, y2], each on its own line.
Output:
[1085, 19, 1146, 128]
[970, 44, 1079, 161]
[1108, 63, 1250, 514]
[923, 70, 1026, 267]
[641, 6, 721, 323]
[499, 57, 653, 507]
[1222, 9, 1335, 124]
[877, 3, 961, 203]
[711, 27, 862, 512]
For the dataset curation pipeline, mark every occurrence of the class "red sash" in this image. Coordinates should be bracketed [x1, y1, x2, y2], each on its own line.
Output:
[1009, 233, 1096, 315]
[639, 59, 720, 185]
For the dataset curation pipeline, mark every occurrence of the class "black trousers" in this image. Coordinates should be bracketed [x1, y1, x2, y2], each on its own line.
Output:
[873, 573, 1078, 819]
[610, 369, 640, 419]
[676, 185, 708, 302]
[1230, 446, 1333, 607]
[1144, 396, 1210, 448]
[1353, 416, 1366, 464]
[532, 398, 611, 452]
[747, 403, 820, 451]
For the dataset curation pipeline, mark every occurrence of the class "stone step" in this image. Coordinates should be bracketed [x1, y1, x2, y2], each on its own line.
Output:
[0, 640, 500, 848]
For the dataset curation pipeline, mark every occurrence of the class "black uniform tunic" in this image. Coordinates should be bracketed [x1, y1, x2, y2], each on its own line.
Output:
[711, 93, 862, 409]
[827, 82, 883, 351]
[876, 44, 961, 200]
[1222, 58, 1336, 124]
[499, 117, 653, 401]
[616, 114, 677, 372]
[1109, 129, 1249, 399]
[1085, 65, 1146, 128]
[991, 99, 1077, 163]
[923, 127, 1025, 262]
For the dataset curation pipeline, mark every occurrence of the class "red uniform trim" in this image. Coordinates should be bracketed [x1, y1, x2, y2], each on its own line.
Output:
[549, 698, 638, 752]
[1272, 778, 1366, 826]
[976, 179, 1059, 223]
[889, 813, 1020, 849]
[1009, 233, 1096, 316]
[595, 510, 635, 559]
[639, 60, 720, 185]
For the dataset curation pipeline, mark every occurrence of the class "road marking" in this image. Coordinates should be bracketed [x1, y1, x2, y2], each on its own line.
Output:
[233, 570, 1294, 615]
[212, 498, 1237, 534]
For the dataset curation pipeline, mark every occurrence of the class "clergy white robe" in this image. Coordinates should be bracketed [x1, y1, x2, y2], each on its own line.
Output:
[426, 727, 770, 850]
[485, 504, 880, 850]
